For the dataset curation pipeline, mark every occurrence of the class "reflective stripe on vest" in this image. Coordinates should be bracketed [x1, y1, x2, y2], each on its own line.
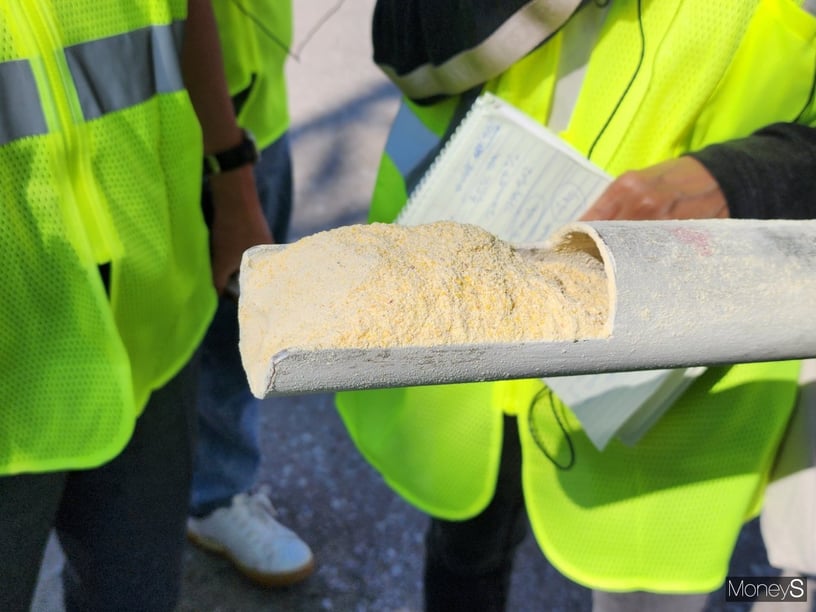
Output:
[0, 21, 184, 145]
[379, 0, 583, 100]
[386, 102, 440, 179]
[383, 93, 478, 200]
[0, 60, 47, 145]
[65, 21, 185, 121]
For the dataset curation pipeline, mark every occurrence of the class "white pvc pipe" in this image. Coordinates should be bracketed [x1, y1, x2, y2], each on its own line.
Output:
[239, 218, 816, 397]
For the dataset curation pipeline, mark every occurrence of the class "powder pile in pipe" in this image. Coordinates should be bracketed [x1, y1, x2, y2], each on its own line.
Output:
[239, 221, 609, 386]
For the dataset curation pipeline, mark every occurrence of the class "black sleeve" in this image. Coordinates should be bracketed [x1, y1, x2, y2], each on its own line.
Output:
[688, 122, 816, 220]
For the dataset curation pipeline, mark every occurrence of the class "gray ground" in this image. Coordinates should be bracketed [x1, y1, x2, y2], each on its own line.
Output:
[32, 2, 805, 610]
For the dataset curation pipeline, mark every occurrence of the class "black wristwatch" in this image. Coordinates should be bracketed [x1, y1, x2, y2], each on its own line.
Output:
[203, 129, 259, 177]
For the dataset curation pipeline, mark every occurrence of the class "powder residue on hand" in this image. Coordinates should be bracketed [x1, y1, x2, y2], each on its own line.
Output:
[239, 221, 609, 378]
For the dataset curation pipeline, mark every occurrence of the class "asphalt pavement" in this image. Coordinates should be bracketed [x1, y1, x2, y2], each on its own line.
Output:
[32, 1, 789, 610]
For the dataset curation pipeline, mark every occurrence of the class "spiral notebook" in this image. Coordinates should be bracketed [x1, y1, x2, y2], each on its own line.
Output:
[397, 93, 609, 242]
[397, 93, 704, 449]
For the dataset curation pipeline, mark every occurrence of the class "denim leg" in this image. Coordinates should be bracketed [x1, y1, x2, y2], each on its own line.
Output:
[254, 133, 293, 244]
[424, 415, 528, 612]
[189, 292, 262, 516]
[190, 132, 293, 517]
[56, 354, 199, 612]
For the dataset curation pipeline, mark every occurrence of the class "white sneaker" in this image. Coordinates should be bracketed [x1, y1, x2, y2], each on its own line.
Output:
[187, 486, 315, 587]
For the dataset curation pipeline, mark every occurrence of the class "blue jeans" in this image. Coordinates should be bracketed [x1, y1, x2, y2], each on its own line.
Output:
[190, 133, 293, 517]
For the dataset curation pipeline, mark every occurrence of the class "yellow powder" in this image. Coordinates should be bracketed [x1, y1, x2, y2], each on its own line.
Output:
[239, 221, 609, 374]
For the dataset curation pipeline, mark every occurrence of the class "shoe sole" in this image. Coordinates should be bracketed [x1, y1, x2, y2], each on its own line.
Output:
[186, 529, 316, 588]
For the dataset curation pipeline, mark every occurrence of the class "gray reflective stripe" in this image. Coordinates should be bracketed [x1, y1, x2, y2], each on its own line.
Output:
[0, 60, 47, 146]
[65, 21, 185, 121]
[386, 101, 441, 179]
[381, 0, 582, 100]
[389, 91, 480, 196]
[154, 20, 185, 93]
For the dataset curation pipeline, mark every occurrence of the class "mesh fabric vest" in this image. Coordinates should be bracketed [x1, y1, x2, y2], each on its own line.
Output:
[0, 0, 216, 474]
[211, 0, 292, 148]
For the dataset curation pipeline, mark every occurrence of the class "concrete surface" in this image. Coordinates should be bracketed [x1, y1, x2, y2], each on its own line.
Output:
[31, 1, 797, 610]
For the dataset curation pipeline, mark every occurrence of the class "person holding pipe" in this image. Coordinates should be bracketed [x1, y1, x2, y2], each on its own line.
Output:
[335, 1, 816, 610]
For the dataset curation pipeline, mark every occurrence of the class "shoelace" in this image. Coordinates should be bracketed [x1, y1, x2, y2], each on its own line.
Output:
[234, 486, 291, 536]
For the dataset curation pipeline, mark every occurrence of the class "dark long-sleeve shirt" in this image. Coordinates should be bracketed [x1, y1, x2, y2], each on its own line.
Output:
[690, 122, 816, 220]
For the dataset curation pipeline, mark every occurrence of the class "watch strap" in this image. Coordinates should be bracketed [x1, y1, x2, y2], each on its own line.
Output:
[203, 130, 259, 177]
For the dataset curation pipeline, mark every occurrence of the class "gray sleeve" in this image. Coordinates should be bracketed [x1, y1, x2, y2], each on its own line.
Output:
[688, 123, 816, 220]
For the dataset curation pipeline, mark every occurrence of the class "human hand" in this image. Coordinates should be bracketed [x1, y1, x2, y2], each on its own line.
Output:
[580, 156, 729, 221]
[207, 165, 273, 295]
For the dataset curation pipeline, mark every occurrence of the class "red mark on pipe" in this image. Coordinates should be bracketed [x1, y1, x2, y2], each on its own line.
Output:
[670, 227, 713, 257]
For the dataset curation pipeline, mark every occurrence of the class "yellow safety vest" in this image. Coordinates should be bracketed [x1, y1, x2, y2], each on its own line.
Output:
[0, 0, 216, 474]
[212, 0, 293, 148]
[337, 0, 816, 592]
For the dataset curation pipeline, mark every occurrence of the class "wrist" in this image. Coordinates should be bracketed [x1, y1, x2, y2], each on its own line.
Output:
[203, 129, 259, 177]
[206, 163, 262, 213]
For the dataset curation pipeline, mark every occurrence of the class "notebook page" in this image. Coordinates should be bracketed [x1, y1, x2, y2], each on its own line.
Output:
[397, 93, 610, 242]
